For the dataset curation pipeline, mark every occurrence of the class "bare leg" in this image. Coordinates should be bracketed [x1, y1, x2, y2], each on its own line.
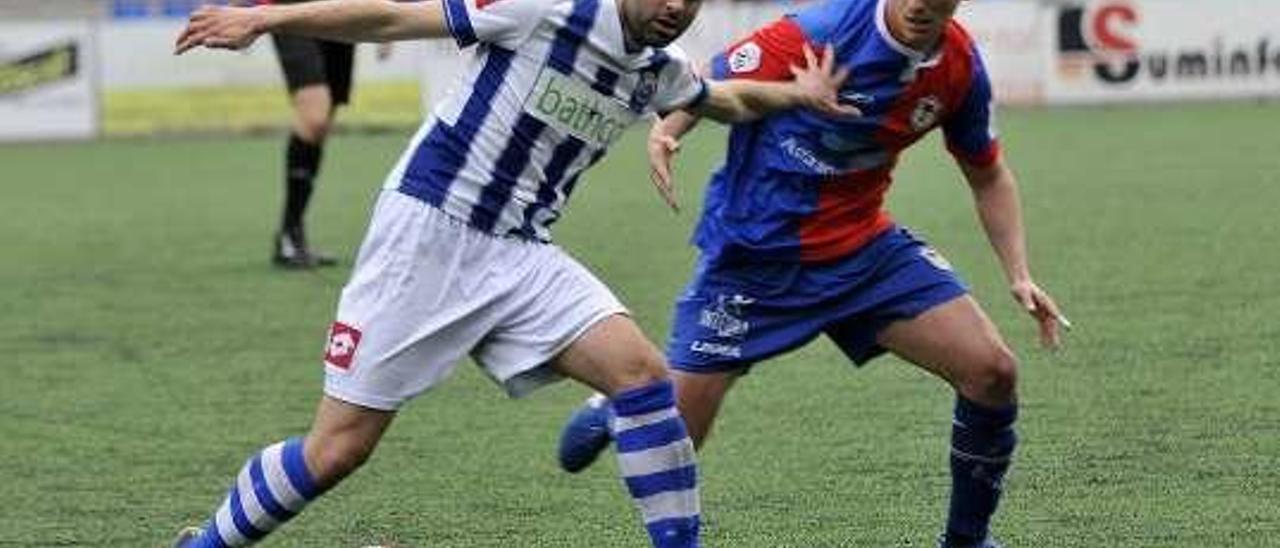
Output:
[551, 314, 702, 547]
[276, 85, 337, 267]
[302, 396, 395, 489]
[877, 295, 1018, 407]
[289, 84, 335, 144]
[671, 369, 739, 449]
[877, 295, 1019, 546]
[180, 396, 394, 547]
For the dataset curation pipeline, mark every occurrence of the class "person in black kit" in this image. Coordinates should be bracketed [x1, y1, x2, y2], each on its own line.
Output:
[259, 0, 388, 268]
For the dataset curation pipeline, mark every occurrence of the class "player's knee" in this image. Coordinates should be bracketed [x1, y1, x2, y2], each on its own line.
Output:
[305, 435, 375, 487]
[959, 346, 1019, 404]
[295, 115, 332, 143]
[603, 352, 669, 396]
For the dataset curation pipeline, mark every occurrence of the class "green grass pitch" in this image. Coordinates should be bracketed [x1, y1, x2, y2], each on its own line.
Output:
[2, 102, 1278, 547]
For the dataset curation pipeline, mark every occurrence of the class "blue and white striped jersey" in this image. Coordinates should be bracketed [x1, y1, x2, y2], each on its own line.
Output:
[385, 0, 708, 242]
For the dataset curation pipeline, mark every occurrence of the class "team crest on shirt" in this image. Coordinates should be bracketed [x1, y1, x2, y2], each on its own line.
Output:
[632, 70, 659, 112]
[909, 95, 943, 132]
[728, 41, 762, 74]
[324, 322, 363, 371]
[692, 294, 753, 358]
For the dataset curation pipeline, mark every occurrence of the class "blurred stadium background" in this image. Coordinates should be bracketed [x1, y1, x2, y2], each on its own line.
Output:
[2, 0, 1278, 546]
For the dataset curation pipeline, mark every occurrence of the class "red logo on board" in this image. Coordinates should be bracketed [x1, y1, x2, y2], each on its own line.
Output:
[324, 322, 362, 371]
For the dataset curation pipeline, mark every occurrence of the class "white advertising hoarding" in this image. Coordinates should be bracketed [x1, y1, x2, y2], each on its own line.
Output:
[957, 0, 1047, 106]
[1046, 0, 1280, 103]
[0, 21, 99, 141]
[100, 19, 430, 89]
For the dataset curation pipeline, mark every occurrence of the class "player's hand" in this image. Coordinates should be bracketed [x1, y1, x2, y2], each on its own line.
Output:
[647, 118, 681, 213]
[1010, 279, 1070, 349]
[790, 43, 861, 118]
[175, 5, 265, 55]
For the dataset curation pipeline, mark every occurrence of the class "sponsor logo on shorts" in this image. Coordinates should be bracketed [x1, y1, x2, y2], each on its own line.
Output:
[699, 293, 753, 338]
[690, 340, 742, 358]
[324, 322, 362, 371]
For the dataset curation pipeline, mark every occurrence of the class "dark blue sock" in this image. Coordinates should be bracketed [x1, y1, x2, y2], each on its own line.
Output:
[945, 396, 1017, 546]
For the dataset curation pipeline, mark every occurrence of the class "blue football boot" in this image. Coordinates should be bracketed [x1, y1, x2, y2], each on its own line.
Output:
[557, 393, 613, 473]
[172, 526, 204, 548]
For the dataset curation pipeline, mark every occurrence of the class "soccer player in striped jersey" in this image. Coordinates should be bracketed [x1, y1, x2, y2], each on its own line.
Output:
[170, 0, 856, 546]
[558, 0, 1069, 546]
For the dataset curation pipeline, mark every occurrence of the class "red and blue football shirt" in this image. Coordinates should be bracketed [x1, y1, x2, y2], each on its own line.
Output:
[693, 0, 1000, 264]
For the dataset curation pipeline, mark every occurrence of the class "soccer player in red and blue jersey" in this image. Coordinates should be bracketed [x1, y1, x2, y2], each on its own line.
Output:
[558, 0, 1069, 546]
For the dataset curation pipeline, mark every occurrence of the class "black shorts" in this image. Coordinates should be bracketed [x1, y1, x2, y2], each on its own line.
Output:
[271, 34, 355, 105]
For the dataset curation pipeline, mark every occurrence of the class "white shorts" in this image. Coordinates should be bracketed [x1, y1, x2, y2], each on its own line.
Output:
[322, 190, 627, 410]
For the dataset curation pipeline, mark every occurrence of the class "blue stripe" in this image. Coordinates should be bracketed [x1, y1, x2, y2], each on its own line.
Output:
[709, 52, 730, 80]
[516, 60, 622, 238]
[198, 519, 230, 548]
[548, 0, 600, 73]
[442, 0, 477, 47]
[399, 47, 516, 206]
[591, 65, 621, 95]
[249, 454, 295, 522]
[631, 50, 672, 112]
[646, 50, 671, 72]
[646, 516, 701, 548]
[227, 486, 267, 540]
[623, 464, 698, 498]
[560, 149, 605, 199]
[470, 114, 548, 232]
[514, 136, 584, 238]
[612, 379, 675, 417]
[281, 438, 319, 501]
[615, 417, 688, 453]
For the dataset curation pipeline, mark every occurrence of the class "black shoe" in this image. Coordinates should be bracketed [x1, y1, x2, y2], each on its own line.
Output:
[273, 228, 337, 269]
[938, 534, 1004, 548]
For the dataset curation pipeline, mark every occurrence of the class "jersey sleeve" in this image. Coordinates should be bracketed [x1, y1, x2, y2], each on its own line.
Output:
[650, 46, 710, 115]
[943, 48, 1001, 168]
[440, 0, 550, 50]
[708, 17, 815, 82]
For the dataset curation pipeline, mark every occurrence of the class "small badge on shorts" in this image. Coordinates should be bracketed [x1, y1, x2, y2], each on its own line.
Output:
[324, 322, 362, 371]
[920, 246, 954, 271]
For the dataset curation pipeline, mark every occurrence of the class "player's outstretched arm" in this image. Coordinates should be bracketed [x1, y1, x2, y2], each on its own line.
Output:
[176, 0, 448, 54]
[693, 44, 858, 124]
[646, 111, 700, 212]
[960, 157, 1070, 348]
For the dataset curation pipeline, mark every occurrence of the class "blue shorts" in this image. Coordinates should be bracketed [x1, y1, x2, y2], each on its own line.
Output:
[666, 226, 968, 373]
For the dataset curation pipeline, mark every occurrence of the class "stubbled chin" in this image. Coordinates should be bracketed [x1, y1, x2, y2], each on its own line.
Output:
[646, 31, 676, 47]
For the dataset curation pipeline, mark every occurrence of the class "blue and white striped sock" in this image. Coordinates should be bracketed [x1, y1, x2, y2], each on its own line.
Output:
[193, 437, 322, 547]
[610, 379, 701, 548]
